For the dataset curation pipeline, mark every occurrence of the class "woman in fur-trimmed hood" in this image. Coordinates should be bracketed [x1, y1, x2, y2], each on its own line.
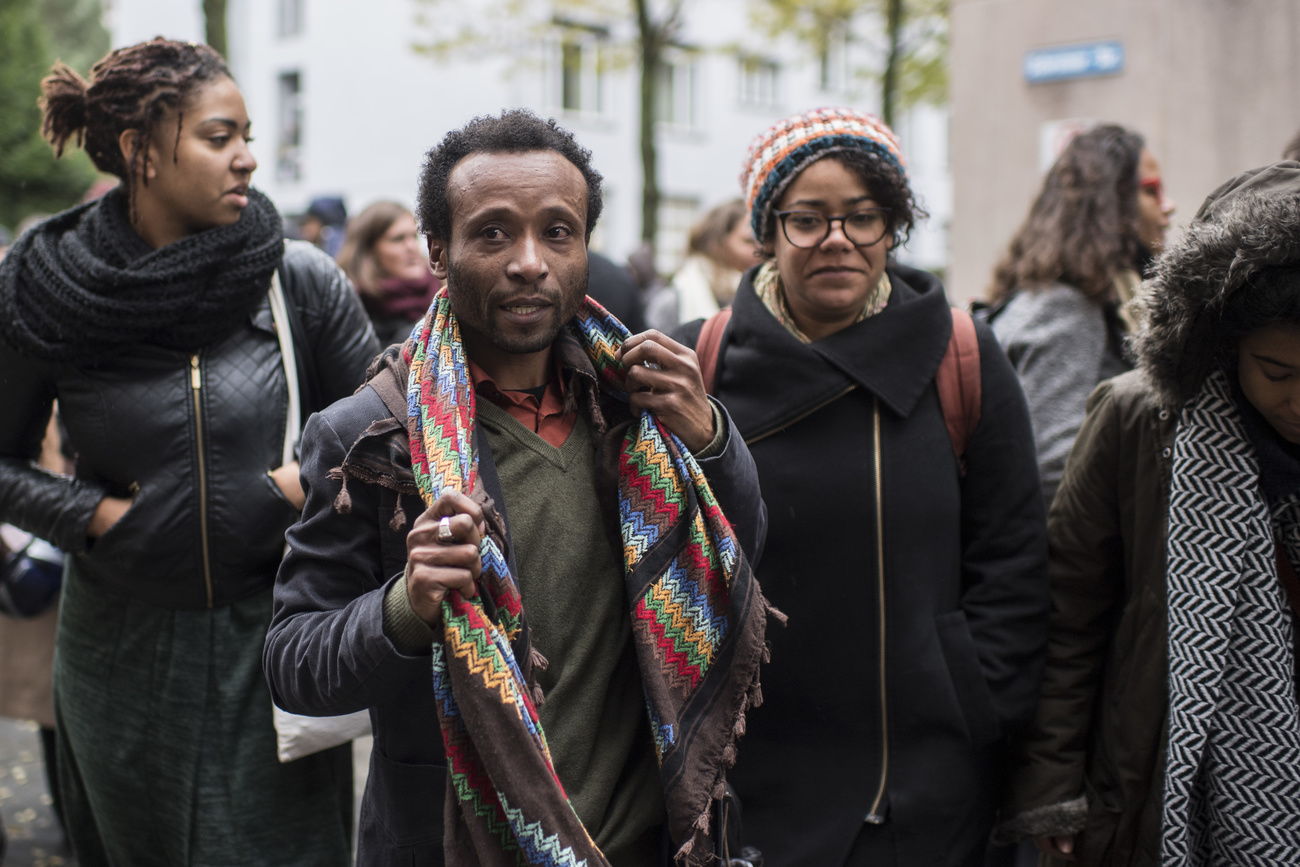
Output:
[996, 161, 1300, 867]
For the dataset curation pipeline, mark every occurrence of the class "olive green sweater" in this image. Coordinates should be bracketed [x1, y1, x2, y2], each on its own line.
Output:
[385, 402, 665, 865]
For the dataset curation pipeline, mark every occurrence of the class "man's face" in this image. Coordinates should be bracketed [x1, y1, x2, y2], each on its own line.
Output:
[430, 150, 589, 363]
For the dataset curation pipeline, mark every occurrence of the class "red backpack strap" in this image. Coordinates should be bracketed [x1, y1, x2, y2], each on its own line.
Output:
[935, 308, 982, 473]
[695, 307, 733, 395]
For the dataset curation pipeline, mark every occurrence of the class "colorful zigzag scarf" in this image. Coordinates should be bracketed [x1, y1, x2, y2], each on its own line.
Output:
[405, 288, 771, 866]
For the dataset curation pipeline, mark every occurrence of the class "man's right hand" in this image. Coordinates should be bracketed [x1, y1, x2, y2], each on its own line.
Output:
[1034, 835, 1076, 861]
[405, 489, 487, 627]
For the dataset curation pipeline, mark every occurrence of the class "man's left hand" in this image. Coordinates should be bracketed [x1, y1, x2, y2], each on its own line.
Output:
[616, 330, 715, 453]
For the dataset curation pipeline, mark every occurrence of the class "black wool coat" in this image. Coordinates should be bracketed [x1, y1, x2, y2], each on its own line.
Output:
[679, 265, 1049, 866]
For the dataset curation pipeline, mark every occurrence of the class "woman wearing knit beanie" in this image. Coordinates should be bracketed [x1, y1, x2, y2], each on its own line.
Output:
[675, 107, 1049, 865]
[0, 38, 378, 864]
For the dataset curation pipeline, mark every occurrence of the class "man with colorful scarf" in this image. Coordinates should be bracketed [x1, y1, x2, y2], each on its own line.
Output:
[264, 110, 776, 867]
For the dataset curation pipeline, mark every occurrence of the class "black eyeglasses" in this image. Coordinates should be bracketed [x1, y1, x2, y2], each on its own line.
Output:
[773, 208, 892, 249]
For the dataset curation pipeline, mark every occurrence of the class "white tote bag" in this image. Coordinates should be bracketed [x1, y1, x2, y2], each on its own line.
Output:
[267, 270, 372, 762]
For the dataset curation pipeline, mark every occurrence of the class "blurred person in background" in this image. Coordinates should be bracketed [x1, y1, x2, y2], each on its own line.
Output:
[997, 163, 1300, 866]
[587, 249, 647, 334]
[676, 107, 1049, 866]
[0, 38, 378, 865]
[1284, 130, 1300, 163]
[337, 200, 439, 345]
[646, 199, 758, 330]
[985, 124, 1175, 505]
[298, 195, 348, 257]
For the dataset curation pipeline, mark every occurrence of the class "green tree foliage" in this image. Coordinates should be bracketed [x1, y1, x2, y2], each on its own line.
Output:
[42, 0, 111, 75]
[0, 0, 103, 232]
[203, 0, 228, 59]
[412, 0, 683, 262]
[750, 0, 947, 126]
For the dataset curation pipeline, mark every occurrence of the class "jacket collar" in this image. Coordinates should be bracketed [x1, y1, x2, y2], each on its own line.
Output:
[721, 263, 952, 439]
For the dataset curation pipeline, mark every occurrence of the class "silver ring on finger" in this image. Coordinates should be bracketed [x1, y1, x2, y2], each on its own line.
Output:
[437, 515, 455, 544]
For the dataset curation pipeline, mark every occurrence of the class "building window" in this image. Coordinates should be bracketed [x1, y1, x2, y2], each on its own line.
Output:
[738, 56, 780, 109]
[554, 27, 607, 115]
[818, 31, 848, 92]
[656, 195, 700, 275]
[278, 0, 303, 37]
[656, 49, 697, 129]
[277, 71, 302, 183]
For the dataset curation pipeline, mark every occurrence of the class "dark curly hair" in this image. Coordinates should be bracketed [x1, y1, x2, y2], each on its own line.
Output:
[1218, 266, 1300, 366]
[761, 150, 925, 250]
[40, 38, 232, 216]
[416, 109, 604, 243]
[989, 124, 1145, 302]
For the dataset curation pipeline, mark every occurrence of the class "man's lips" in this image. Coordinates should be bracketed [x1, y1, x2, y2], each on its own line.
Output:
[499, 298, 552, 322]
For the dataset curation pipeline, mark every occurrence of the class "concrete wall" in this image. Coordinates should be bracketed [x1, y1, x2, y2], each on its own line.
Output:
[949, 0, 1300, 304]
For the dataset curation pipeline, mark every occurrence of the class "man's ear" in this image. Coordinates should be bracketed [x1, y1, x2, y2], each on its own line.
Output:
[427, 237, 448, 280]
[118, 128, 156, 180]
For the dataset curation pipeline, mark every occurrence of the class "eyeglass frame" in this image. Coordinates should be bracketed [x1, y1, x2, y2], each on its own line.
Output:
[772, 207, 893, 249]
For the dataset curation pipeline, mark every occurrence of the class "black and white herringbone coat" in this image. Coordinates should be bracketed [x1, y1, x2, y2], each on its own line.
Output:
[1162, 369, 1300, 865]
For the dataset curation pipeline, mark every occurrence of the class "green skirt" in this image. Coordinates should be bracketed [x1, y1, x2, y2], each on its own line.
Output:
[53, 567, 352, 867]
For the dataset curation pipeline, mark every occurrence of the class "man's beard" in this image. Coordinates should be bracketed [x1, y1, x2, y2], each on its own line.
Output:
[446, 257, 589, 355]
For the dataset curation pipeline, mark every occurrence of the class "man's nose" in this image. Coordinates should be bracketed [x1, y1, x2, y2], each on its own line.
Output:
[508, 233, 548, 282]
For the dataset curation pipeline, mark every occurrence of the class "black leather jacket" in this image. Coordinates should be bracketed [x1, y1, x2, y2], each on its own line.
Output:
[0, 241, 380, 609]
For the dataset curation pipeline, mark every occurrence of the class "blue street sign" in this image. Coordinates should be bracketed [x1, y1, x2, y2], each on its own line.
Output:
[1023, 41, 1125, 84]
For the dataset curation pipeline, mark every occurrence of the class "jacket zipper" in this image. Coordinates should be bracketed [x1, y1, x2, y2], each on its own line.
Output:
[191, 353, 214, 609]
[865, 397, 889, 824]
[745, 384, 858, 446]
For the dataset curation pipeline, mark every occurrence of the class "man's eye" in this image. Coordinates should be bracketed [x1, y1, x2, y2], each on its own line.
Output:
[482, 227, 505, 240]
[547, 225, 573, 239]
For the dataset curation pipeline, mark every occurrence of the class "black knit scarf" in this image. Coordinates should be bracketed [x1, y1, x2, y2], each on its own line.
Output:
[0, 186, 283, 364]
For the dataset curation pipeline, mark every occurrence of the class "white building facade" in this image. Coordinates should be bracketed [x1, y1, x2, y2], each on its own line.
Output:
[105, 0, 950, 275]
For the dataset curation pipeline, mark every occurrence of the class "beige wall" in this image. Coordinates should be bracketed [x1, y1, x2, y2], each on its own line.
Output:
[949, 0, 1300, 304]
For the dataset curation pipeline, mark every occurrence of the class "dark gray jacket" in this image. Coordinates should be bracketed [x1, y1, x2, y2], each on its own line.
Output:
[0, 241, 379, 609]
[263, 339, 767, 867]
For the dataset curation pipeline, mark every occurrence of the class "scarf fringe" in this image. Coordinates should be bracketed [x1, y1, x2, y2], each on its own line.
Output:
[674, 593, 783, 866]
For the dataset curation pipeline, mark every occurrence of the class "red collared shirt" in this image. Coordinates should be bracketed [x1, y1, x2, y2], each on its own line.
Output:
[468, 358, 577, 448]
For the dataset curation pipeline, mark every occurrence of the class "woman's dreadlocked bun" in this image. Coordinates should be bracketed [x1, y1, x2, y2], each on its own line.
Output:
[38, 38, 231, 187]
[39, 62, 91, 159]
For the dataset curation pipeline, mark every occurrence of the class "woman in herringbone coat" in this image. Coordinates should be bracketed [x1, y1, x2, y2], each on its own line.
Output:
[996, 161, 1300, 867]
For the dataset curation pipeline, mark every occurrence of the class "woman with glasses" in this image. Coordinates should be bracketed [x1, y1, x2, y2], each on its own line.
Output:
[985, 124, 1175, 507]
[674, 108, 1049, 866]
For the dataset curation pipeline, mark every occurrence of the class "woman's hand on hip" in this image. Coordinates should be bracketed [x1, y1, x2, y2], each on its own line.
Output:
[1034, 835, 1076, 861]
[270, 461, 306, 510]
[87, 495, 133, 539]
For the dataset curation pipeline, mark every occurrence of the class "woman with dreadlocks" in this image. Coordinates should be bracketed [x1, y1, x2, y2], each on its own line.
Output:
[984, 124, 1175, 506]
[0, 38, 378, 863]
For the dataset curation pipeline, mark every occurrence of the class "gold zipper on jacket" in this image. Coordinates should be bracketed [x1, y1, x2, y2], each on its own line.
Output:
[744, 384, 858, 446]
[865, 397, 889, 824]
[191, 353, 214, 609]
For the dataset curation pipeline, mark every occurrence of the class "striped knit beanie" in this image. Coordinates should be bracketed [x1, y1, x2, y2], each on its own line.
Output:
[741, 107, 906, 241]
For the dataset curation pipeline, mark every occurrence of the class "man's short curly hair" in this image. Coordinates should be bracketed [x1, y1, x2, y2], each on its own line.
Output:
[416, 109, 604, 242]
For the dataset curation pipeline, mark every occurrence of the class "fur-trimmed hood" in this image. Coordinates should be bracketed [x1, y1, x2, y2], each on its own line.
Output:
[1134, 161, 1300, 407]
